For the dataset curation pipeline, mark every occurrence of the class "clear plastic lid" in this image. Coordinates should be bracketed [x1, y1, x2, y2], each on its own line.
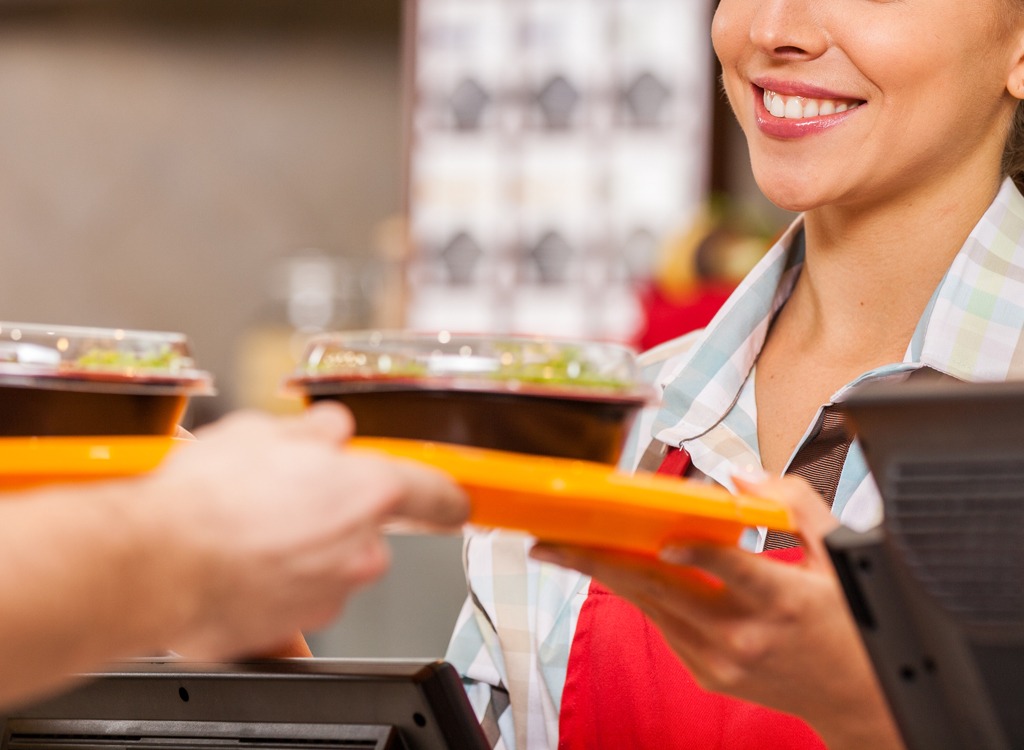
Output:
[0, 321, 216, 395]
[285, 330, 656, 404]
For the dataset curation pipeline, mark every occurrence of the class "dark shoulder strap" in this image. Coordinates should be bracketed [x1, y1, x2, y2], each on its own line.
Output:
[763, 404, 852, 550]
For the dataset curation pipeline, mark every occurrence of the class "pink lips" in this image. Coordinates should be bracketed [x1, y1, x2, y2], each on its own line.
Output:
[752, 82, 863, 139]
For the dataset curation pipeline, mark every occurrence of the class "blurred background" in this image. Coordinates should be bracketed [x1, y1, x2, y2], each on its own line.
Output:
[0, 0, 790, 659]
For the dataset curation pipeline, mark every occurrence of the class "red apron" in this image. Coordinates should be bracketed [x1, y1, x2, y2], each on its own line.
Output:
[557, 448, 826, 749]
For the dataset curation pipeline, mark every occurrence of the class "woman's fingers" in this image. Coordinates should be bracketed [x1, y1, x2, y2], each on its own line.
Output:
[529, 476, 841, 621]
[633, 475, 841, 606]
[733, 474, 841, 558]
[530, 544, 729, 613]
[529, 543, 780, 691]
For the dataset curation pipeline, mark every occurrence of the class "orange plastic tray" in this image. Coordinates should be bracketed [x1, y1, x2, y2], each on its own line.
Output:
[0, 436, 179, 489]
[349, 437, 795, 555]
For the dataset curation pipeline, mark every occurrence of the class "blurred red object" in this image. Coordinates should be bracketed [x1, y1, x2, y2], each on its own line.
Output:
[635, 280, 734, 351]
[635, 199, 782, 352]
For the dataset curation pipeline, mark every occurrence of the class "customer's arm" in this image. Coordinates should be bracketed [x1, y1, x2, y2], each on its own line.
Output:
[0, 403, 468, 709]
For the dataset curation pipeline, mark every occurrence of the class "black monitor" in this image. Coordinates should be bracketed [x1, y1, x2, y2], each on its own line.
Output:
[0, 659, 489, 750]
[826, 377, 1024, 750]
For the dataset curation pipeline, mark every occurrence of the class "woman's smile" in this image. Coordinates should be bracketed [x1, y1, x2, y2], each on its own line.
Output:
[761, 88, 863, 120]
[713, 0, 1022, 211]
[751, 82, 865, 139]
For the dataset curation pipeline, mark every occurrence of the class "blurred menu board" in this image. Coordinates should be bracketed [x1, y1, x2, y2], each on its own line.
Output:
[405, 0, 712, 342]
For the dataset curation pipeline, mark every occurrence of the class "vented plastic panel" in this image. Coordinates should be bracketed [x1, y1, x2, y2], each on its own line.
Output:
[884, 458, 1024, 626]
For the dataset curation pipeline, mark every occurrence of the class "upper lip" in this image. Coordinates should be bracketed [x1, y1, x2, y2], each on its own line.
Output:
[752, 77, 862, 102]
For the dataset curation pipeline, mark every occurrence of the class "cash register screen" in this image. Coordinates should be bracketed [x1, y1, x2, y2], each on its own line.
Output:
[0, 659, 488, 750]
[828, 377, 1024, 750]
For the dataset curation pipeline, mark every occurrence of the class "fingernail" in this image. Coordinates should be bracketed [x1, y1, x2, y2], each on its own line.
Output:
[659, 545, 693, 565]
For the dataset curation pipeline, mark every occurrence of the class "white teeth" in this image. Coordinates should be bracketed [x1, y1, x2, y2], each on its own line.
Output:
[762, 89, 859, 120]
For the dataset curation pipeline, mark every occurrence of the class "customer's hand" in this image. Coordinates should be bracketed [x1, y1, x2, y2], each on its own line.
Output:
[529, 475, 903, 750]
[143, 402, 468, 660]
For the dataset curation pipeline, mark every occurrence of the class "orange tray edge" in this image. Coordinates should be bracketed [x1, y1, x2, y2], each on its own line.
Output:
[349, 437, 795, 554]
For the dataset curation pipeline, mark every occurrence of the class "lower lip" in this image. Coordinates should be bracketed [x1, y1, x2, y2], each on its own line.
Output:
[753, 85, 862, 139]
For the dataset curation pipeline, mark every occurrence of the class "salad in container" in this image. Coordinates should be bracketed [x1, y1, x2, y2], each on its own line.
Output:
[284, 330, 656, 464]
[0, 321, 215, 436]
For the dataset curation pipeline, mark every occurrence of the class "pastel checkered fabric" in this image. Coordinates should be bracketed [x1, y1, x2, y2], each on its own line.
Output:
[446, 179, 1024, 750]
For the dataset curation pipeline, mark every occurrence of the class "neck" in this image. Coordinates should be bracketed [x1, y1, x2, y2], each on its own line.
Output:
[789, 171, 1004, 354]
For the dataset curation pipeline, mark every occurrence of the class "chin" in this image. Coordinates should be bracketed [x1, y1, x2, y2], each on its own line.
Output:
[751, 169, 829, 214]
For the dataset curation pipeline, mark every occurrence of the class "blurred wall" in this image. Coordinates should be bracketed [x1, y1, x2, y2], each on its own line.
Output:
[0, 0, 469, 661]
[0, 0, 404, 423]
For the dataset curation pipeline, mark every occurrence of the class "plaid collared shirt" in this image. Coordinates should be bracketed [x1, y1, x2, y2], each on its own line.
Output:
[446, 178, 1024, 750]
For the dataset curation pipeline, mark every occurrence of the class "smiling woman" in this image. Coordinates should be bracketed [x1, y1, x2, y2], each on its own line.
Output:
[446, 1, 1024, 749]
[715, 0, 1023, 215]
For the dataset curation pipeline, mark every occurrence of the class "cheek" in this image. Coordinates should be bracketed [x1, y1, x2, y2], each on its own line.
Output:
[838, 15, 1004, 108]
[859, 48, 1003, 137]
[710, 0, 744, 68]
[711, 0, 749, 116]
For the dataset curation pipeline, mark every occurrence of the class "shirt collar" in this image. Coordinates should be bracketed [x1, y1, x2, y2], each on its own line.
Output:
[651, 219, 805, 445]
[652, 177, 1024, 447]
[912, 177, 1024, 381]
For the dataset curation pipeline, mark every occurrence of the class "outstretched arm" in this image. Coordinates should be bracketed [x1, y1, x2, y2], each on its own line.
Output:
[0, 402, 468, 709]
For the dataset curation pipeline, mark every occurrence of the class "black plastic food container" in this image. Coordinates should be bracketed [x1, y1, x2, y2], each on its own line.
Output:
[284, 331, 655, 465]
[0, 322, 215, 436]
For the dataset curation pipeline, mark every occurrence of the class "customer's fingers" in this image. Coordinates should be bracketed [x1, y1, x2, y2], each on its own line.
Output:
[289, 401, 355, 443]
[384, 458, 470, 528]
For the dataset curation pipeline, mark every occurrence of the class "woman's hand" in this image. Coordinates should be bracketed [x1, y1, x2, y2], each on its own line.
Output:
[529, 475, 904, 750]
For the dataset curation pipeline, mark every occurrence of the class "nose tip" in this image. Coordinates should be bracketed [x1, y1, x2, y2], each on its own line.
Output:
[748, 5, 827, 60]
